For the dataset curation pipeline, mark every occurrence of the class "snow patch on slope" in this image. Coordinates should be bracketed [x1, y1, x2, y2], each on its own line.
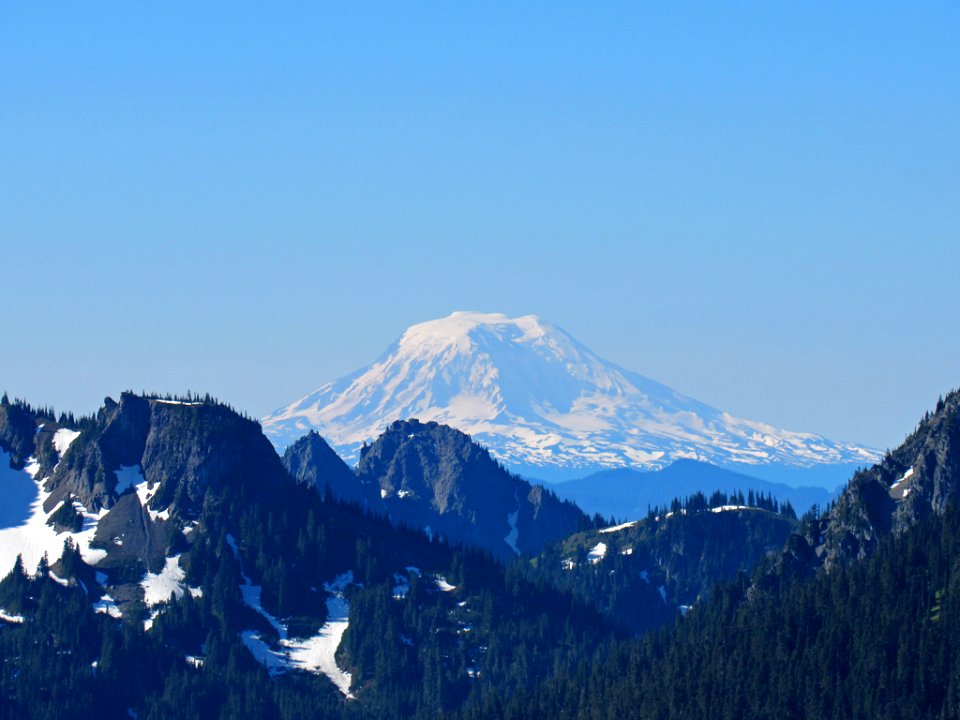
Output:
[114, 466, 171, 522]
[435, 576, 457, 592]
[890, 467, 915, 499]
[0, 450, 107, 576]
[93, 594, 122, 618]
[283, 572, 354, 697]
[53, 429, 80, 457]
[587, 542, 607, 564]
[227, 535, 355, 697]
[0, 609, 25, 624]
[141, 555, 201, 607]
[599, 520, 637, 534]
[113, 465, 143, 495]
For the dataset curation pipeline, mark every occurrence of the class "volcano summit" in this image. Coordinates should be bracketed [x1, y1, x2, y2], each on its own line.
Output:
[262, 312, 878, 481]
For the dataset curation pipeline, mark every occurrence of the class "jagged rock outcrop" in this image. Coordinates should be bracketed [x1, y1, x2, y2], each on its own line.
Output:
[355, 419, 589, 560]
[21, 393, 292, 584]
[282, 419, 590, 560]
[45, 393, 284, 517]
[772, 389, 960, 577]
[283, 431, 376, 507]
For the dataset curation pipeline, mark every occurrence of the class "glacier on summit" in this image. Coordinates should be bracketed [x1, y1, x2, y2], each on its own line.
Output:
[262, 312, 879, 479]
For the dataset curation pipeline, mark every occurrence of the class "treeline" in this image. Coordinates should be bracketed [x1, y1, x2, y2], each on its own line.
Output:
[130, 390, 257, 422]
[653, 488, 796, 520]
[0, 392, 95, 429]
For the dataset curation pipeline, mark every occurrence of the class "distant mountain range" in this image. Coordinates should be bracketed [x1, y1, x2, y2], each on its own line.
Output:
[1, 384, 956, 718]
[262, 311, 879, 484]
[551, 459, 837, 519]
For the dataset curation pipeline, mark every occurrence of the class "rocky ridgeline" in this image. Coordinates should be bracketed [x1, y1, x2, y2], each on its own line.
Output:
[285, 419, 589, 561]
[0, 392, 291, 593]
[774, 389, 960, 578]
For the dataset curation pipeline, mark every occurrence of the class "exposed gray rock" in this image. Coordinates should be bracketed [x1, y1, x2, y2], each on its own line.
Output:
[92, 492, 174, 579]
[773, 390, 960, 577]
[355, 419, 588, 560]
[283, 431, 375, 507]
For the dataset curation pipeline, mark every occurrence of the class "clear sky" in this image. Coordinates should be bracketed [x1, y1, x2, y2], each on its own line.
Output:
[1, 2, 957, 451]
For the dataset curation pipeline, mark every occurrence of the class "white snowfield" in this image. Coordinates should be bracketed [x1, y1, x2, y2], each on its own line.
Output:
[587, 542, 607, 564]
[284, 573, 354, 695]
[141, 556, 186, 606]
[52, 429, 80, 457]
[114, 465, 171, 523]
[890, 467, 915, 498]
[141, 555, 202, 608]
[262, 311, 879, 475]
[0, 429, 108, 577]
[0, 435, 199, 629]
[226, 535, 355, 698]
[93, 594, 122, 619]
[435, 575, 457, 592]
[0, 609, 25, 624]
[599, 520, 638, 534]
[564, 541, 613, 570]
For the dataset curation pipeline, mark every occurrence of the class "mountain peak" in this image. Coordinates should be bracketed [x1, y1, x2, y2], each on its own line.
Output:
[262, 312, 880, 478]
[350, 417, 588, 559]
[397, 311, 551, 355]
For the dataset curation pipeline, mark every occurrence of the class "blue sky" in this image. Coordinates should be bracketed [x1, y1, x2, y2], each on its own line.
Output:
[1, 2, 957, 450]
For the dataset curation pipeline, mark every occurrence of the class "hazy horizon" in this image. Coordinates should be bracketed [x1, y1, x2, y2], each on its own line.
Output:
[2, 3, 958, 451]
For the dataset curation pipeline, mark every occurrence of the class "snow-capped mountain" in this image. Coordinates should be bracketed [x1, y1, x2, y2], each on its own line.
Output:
[262, 311, 879, 479]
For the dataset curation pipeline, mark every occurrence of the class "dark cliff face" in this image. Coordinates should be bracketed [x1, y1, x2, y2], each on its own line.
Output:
[352, 419, 588, 560]
[45, 393, 286, 516]
[777, 389, 960, 576]
[136, 399, 284, 512]
[35, 393, 290, 579]
[44, 394, 149, 514]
